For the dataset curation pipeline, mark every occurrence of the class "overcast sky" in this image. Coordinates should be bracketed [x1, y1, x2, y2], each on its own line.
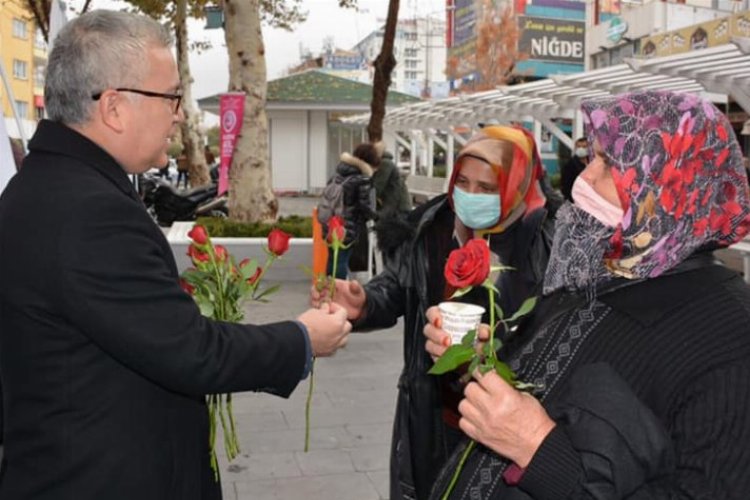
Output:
[65, 0, 447, 99]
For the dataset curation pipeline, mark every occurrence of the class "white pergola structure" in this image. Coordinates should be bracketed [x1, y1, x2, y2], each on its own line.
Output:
[343, 38, 750, 183]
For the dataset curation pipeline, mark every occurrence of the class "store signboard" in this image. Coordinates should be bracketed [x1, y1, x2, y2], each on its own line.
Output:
[518, 16, 585, 64]
[641, 10, 750, 57]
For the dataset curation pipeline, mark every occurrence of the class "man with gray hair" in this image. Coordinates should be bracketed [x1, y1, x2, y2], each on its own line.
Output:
[0, 10, 350, 500]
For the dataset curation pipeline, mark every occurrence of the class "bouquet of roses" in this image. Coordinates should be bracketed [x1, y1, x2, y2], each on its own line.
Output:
[180, 224, 291, 478]
[429, 237, 537, 499]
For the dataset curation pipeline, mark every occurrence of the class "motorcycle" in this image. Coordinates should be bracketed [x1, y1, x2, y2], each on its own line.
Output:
[139, 173, 228, 227]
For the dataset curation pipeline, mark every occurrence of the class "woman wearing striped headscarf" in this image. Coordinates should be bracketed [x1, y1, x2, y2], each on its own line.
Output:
[311, 125, 556, 500]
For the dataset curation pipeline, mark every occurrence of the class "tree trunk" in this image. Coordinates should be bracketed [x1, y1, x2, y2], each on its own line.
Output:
[367, 0, 400, 142]
[223, 0, 278, 223]
[175, 0, 210, 187]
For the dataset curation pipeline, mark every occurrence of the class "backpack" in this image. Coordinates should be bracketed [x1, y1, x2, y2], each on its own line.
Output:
[317, 174, 351, 224]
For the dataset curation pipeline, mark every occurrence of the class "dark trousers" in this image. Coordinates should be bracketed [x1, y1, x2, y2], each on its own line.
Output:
[177, 171, 189, 188]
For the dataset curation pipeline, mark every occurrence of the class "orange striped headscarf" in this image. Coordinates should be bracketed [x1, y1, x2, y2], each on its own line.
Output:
[447, 125, 547, 234]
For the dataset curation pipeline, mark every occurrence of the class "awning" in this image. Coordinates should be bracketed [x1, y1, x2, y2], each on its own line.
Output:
[343, 37, 750, 132]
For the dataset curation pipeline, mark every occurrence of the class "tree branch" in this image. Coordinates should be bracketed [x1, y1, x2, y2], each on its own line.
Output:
[367, 0, 399, 142]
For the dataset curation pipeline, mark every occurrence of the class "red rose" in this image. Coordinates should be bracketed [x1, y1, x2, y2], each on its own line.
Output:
[179, 278, 195, 295]
[444, 238, 490, 288]
[214, 245, 228, 262]
[188, 225, 208, 245]
[267, 228, 291, 256]
[187, 245, 210, 263]
[327, 216, 346, 244]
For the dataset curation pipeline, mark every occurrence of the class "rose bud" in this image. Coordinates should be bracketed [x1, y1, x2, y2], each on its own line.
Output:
[267, 228, 291, 257]
[187, 225, 208, 245]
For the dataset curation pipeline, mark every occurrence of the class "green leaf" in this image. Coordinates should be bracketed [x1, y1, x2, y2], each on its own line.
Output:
[467, 356, 480, 376]
[253, 284, 281, 301]
[196, 297, 214, 318]
[481, 338, 502, 358]
[428, 345, 475, 375]
[478, 361, 494, 375]
[494, 303, 505, 320]
[239, 259, 259, 280]
[460, 329, 477, 347]
[513, 381, 539, 392]
[483, 281, 500, 296]
[449, 286, 474, 299]
[490, 264, 515, 273]
[493, 359, 517, 385]
[506, 297, 538, 324]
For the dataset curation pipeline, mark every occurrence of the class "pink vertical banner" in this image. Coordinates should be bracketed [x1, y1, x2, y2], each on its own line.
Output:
[218, 92, 246, 196]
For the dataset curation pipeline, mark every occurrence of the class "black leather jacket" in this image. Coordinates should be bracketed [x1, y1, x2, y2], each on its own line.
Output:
[358, 194, 554, 500]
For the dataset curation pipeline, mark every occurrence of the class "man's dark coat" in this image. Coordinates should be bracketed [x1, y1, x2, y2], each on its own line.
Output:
[0, 121, 307, 500]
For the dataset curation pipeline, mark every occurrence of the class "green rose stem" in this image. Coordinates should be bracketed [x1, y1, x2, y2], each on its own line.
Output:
[251, 254, 277, 300]
[441, 283, 497, 500]
[208, 394, 219, 481]
[205, 240, 242, 475]
[488, 282, 497, 362]
[442, 440, 476, 500]
[185, 227, 290, 480]
[305, 231, 341, 452]
[304, 360, 315, 452]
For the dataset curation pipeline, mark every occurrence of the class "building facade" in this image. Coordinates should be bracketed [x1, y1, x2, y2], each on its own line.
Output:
[352, 17, 449, 98]
[0, 0, 46, 139]
[588, 0, 750, 70]
[446, 0, 586, 86]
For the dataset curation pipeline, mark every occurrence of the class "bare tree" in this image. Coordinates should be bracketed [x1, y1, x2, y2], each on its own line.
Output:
[22, 0, 93, 42]
[174, 0, 211, 186]
[366, 0, 399, 142]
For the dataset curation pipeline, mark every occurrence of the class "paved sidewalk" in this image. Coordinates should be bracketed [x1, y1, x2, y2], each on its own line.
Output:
[216, 280, 402, 500]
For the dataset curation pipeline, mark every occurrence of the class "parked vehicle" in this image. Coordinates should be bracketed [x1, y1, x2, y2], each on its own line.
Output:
[139, 173, 227, 226]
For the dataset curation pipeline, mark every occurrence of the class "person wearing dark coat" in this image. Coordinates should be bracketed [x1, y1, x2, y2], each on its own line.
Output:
[371, 144, 413, 267]
[559, 136, 588, 202]
[371, 144, 412, 216]
[425, 91, 750, 499]
[0, 11, 350, 500]
[312, 126, 555, 500]
[324, 144, 378, 279]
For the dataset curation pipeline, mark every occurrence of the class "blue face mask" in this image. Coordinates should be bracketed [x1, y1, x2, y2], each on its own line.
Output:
[452, 186, 502, 229]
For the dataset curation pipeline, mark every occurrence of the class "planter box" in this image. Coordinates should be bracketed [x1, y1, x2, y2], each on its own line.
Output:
[167, 222, 313, 282]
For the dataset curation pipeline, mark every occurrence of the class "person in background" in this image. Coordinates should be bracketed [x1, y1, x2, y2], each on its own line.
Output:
[0, 11, 350, 500]
[559, 136, 588, 202]
[323, 143, 378, 279]
[312, 125, 554, 500]
[176, 150, 189, 188]
[156, 158, 171, 180]
[371, 142, 412, 265]
[204, 144, 215, 167]
[425, 90, 750, 499]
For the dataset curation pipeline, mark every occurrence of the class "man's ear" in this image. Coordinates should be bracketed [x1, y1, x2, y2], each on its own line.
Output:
[96, 89, 127, 134]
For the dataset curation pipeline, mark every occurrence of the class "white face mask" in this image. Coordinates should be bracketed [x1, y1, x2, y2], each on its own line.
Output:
[575, 147, 588, 158]
[571, 176, 623, 227]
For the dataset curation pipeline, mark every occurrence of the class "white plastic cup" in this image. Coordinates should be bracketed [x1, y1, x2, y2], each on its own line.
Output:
[438, 302, 485, 345]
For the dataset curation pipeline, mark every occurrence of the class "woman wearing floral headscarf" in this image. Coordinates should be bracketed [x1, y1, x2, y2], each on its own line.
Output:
[311, 125, 556, 500]
[425, 90, 750, 499]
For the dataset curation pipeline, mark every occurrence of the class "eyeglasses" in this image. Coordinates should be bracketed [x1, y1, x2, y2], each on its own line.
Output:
[92, 88, 183, 114]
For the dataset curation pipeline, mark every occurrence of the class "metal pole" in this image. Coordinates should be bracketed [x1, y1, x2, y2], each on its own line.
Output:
[0, 59, 29, 152]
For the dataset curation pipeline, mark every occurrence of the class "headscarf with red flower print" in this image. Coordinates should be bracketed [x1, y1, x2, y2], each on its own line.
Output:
[544, 90, 750, 295]
[447, 125, 547, 235]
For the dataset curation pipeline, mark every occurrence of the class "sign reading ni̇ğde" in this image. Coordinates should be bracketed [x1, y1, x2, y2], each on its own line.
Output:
[518, 16, 585, 64]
